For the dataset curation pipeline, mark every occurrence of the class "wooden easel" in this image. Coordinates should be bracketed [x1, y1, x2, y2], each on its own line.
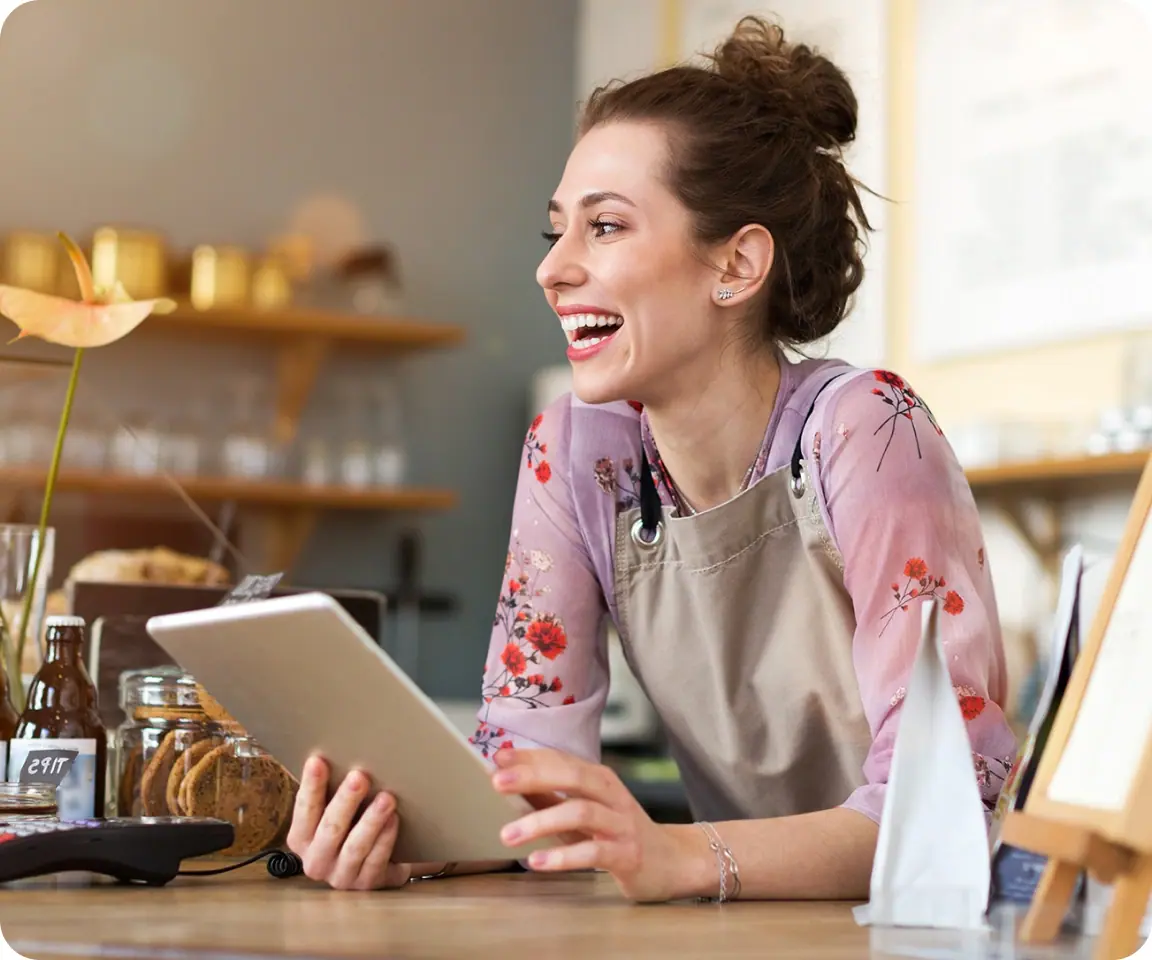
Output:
[1002, 451, 1152, 960]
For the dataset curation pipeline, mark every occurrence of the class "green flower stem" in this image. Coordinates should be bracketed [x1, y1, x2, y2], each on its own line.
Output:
[12, 347, 84, 712]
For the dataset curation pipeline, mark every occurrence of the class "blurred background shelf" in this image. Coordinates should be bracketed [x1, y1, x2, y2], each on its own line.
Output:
[966, 452, 1149, 496]
[0, 467, 458, 572]
[966, 451, 1150, 582]
[148, 304, 467, 349]
[0, 466, 457, 511]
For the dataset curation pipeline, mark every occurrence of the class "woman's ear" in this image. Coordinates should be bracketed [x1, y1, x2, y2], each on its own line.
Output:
[711, 225, 775, 308]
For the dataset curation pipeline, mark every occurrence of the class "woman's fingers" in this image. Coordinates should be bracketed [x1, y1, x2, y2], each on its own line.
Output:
[359, 813, 412, 890]
[501, 797, 626, 848]
[492, 749, 626, 808]
[527, 837, 641, 876]
[301, 768, 372, 880]
[286, 755, 330, 851]
[326, 790, 397, 890]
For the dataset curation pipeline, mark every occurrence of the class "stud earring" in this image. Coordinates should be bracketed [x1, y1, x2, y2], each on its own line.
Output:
[717, 288, 734, 301]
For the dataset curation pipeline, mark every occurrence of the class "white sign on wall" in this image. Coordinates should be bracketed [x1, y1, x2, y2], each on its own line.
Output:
[913, 0, 1152, 364]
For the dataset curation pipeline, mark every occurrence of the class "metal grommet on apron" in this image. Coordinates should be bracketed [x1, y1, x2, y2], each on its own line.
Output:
[617, 370, 872, 824]
[632, 445, 665, 548]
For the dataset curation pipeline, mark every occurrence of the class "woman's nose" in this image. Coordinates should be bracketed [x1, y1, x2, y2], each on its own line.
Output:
[536, 235, 586, 292]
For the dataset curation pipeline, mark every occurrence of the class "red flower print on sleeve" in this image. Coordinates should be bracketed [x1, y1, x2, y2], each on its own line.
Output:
[525, 613, 568, 660]
[524, 413, 550, 481]
[501, 643, 527, 676]
[880, 556, 965, 635]
[474, 541, 572, 757]
[870, 370, 944, 471]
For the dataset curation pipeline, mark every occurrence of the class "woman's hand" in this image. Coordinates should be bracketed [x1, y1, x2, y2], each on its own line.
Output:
[285, 755, 413, 891]
[490, 748, 699, 903]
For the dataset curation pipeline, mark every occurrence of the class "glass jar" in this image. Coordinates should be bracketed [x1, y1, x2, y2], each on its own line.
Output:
[113, 668, 297, 859]
[0, 783, 58, 823]
[180, 725, 297, 860]
[114, 667, 222, 819]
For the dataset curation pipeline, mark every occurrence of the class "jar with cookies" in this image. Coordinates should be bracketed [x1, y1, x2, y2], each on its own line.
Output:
[114, 668, 297, 859]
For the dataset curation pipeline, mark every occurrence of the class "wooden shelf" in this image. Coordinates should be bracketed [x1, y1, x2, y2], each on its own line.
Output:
[966, 451, 1150, 495]
[0, 467, 457, 512]
[148, 304, 466, 348]
[965, 451, 1150, 591]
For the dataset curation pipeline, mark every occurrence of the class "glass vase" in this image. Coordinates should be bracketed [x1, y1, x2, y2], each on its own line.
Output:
[0, 524, 56, 702]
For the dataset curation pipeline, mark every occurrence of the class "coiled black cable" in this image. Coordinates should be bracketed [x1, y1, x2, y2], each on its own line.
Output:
[178, 848, 303, 879]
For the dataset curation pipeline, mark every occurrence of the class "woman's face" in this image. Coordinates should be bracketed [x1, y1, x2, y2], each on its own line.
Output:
[537, 121, 734, 407]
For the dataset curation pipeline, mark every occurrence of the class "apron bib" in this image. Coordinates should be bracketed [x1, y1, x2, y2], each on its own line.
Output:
[612, 373, 873, 822]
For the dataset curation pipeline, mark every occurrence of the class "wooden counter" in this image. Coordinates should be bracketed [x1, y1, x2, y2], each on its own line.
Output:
[0, 866, 1095, 959]
[0, 865, 866, 960]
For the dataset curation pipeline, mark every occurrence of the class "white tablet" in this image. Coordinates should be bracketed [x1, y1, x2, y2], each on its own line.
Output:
[145, 591, 554, 864]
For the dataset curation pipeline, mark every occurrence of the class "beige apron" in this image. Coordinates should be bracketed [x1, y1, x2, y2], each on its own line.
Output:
[612, 373, 873, 823]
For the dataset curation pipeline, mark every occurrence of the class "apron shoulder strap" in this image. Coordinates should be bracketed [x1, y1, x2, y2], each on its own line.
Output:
[787, 368, 863, 491]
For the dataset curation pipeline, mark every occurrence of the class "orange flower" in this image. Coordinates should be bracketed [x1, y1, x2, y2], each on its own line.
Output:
[0, 233, 175, 347]
[525, 613, 568, 660]
[904, 558, 928, 580]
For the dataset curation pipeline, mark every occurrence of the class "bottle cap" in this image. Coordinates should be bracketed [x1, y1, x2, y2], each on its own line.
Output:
[45, 615, 86, 629]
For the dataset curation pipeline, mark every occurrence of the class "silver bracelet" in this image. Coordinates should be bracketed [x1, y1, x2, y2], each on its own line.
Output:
[694, 821, 741, 902]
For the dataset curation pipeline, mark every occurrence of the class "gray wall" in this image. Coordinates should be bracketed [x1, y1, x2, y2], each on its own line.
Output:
[0, 0, 579, 698]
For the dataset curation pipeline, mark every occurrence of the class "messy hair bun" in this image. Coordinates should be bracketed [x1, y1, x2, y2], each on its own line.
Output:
[580, 15, 872, 348]
[711, 18, 858, 151]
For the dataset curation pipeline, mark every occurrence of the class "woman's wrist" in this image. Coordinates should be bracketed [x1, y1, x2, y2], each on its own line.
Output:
[665, 823, 732, 901]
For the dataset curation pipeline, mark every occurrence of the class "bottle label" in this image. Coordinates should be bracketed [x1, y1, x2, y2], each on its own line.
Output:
[0, 740, 6, 780]
[9, 738, 98, 820]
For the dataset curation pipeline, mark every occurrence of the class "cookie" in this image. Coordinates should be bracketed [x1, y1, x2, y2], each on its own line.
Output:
[138, 732, 177, 817]
[118, 744, 144, 817]
[139, 730, 208, 817]
[194, 684, 235, 724]
[183, 745, 296, 856]
[165, 738, 219, 815]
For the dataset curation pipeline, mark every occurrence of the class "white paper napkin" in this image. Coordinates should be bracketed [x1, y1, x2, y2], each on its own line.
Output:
[854, 599, 991, 931]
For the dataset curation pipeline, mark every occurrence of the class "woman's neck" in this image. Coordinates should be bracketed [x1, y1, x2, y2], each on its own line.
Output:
[645, 348, 783, 513]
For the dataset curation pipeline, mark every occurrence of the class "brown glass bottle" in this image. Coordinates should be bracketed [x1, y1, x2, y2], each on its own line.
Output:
[12, 616, 106, 819]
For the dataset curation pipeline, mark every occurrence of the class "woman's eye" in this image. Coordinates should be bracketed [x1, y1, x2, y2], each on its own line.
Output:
[590, 219, 622, 239]
[541, 230, 562, 248]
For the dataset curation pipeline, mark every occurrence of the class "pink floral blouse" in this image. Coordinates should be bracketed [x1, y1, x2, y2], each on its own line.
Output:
[470, 355, 1019, 824]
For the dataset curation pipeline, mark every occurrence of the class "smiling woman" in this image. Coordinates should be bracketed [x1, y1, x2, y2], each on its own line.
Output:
[285, 14, 1018, 904]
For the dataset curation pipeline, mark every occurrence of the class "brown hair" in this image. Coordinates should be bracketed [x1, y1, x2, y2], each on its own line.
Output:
[579, 15, 873, 349]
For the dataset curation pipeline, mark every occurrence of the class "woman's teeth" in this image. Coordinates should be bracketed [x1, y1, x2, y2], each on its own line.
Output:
[570, 333, 614, 351]
[560, 313, 624, 334]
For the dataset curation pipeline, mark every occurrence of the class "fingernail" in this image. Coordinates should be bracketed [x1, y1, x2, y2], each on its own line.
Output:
[351, 770, 369, 790]
[529, 850, 551, 868]
[493, 771, 516, 787]
[501, 824, 521, 842]
[375, 792, 393, 813]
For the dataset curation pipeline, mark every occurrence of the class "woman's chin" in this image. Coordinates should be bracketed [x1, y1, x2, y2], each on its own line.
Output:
[570, 367, 634, 407]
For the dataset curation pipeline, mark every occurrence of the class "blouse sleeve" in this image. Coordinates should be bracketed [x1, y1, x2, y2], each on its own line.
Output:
[813, 370, 1020, 825]
[468, 396, 612, 765]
